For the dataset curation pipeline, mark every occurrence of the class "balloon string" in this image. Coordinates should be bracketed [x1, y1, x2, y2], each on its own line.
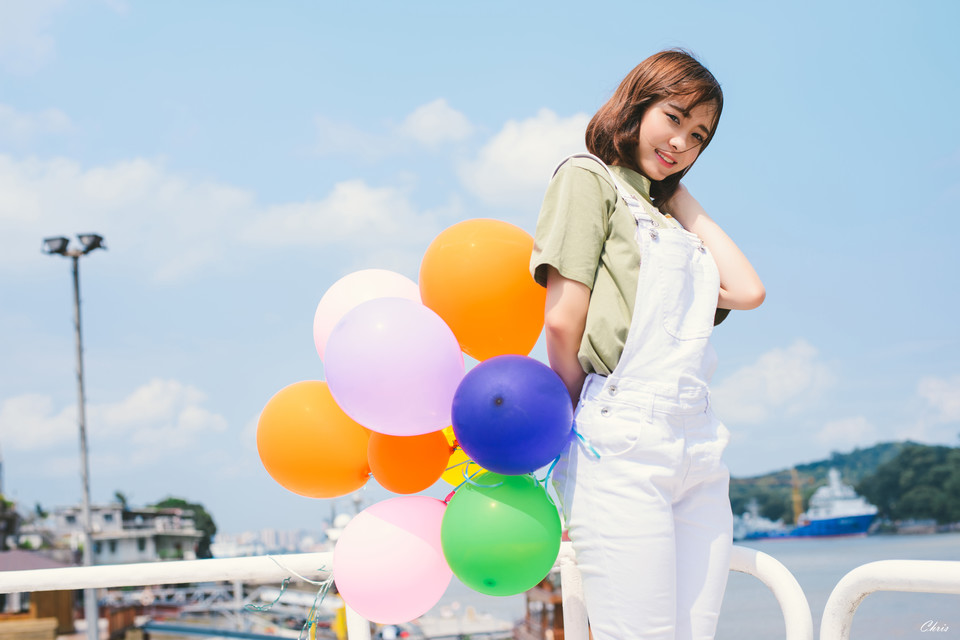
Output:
[573, 428, 601, 459]
[541, 455, 561, 487]
[242, 558, 334, 640]
[461, 464, 502, 489]
[445, 464, 503, 502]
[265, 555, 330, 586]
[444, 457, 471, 472]
[244, 577, 290, 611]
[299, 579, 332, 640]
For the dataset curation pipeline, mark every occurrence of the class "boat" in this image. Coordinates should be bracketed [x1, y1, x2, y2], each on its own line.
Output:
[746, 468, 877, 539]
[732, 499, 787, 541]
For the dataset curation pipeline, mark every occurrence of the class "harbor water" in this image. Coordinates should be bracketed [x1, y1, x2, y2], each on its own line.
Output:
[717, 532, 960, 638]
[437, 533, 960, 638]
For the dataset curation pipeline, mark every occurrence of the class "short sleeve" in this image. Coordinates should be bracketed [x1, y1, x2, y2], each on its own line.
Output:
[530, 162, 618, 290]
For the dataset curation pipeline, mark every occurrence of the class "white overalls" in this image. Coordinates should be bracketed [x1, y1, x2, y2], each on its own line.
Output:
[552, 154, 733, 640]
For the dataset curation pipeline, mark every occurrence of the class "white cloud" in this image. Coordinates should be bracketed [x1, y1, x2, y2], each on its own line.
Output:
[459, 109, 590, 211]
[917, 375, 960, 423]
[815, 416, 878, 450]
[895, 374, 960, 443]
[711, 340, 836, 426]
[240, 415, 259, 452]
[314, 115, 392, 160]
[0, 0, 65, 73]
[0, 154, 438, 282]
[0, 104, 73, 143]
[315, 98, 474, 159]
[0, 393, 75, 451]
[0, 154, 254, 280]
[240, 179, 437, 248]
[398, 99, 473, 147]
[0, 379, 227, 458]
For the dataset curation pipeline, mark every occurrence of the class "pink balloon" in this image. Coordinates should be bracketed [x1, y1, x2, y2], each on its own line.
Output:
[333, 496, 451, 624]
[314, 269, 420, 361]
[325, 297, 464, 436]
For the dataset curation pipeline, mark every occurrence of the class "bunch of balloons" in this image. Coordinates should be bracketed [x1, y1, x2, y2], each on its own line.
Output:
[256, 219, 575, 623]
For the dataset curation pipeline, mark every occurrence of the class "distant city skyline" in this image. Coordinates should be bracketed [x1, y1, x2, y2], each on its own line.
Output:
[1, 1, 958, 533]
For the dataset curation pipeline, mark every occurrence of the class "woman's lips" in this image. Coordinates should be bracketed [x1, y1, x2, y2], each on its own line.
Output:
[655, 149, 676, 167]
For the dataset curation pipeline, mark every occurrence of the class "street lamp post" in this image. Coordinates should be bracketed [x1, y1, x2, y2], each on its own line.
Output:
[43, 234, 106, 640]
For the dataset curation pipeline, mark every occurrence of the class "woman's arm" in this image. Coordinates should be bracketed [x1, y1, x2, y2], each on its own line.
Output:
[664, 184, 765, 310]
[543, 266, 591, 407]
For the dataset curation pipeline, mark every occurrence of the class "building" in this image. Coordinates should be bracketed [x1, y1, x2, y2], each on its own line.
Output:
[49, 503, 204, 565]
[0, 549, 75, 636]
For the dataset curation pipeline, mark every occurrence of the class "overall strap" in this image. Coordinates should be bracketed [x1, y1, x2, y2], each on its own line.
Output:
[551, 153, 651, 223]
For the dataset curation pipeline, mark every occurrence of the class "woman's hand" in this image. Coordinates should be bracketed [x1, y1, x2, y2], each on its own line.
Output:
[664, 184, 765, 310]
[544, 266, 590, 407]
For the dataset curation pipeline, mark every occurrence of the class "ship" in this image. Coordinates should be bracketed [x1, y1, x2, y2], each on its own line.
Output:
[732, 499, 787, 541]
[744, 468, 878, 539]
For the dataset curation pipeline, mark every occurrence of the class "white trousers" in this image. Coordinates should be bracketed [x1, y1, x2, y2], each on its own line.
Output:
[555, 377, 733, 640]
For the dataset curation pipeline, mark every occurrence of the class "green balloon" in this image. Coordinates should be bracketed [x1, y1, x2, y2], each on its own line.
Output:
[441, 472, 562, 596]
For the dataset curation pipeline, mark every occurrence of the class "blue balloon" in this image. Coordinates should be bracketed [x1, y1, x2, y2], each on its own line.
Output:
[451, 355, 574, 475]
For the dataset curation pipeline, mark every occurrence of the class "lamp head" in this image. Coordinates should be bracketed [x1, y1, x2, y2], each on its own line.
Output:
[42, 236, 70, 255]
[77, 234, 106, 254]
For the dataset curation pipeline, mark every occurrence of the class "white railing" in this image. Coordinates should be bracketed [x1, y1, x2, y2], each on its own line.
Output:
[729, 545, 815, 640]
[0, 552, 332, 593]
[1, 546, 958, 639]
[820, 559, 960, 640]
[558, 543, 814, 640]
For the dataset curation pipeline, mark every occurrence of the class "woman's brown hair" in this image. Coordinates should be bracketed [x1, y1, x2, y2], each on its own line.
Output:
[585, 49, 723, 207]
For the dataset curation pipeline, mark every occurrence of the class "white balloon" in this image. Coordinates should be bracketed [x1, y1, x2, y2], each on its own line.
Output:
[313, 269, 420, 361]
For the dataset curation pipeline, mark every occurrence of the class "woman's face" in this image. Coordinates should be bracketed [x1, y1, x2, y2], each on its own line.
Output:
[636, 97, 716, 181]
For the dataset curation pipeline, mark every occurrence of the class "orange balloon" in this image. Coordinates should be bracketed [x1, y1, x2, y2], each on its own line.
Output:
[419, 219, 546, 361]
[368, 430, 453, 494]
[257, 381, 370, 498]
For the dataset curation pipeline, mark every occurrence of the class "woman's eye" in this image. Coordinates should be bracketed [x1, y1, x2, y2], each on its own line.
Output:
[667, 113, 680, 124]
[692, 132, 705, 143]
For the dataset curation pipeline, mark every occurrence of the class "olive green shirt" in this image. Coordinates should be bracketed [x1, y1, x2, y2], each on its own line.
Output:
[530, 157, 682, 376]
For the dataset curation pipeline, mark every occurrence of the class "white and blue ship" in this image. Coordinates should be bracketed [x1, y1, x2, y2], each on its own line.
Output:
[735, 468, 878, 540]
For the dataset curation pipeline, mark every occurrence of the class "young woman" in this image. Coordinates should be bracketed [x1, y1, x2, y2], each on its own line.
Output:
[530, 50, 764, 639]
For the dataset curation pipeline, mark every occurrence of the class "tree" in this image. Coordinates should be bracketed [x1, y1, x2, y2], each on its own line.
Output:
[151, 497, 217, 559]
[0, 495, 20, 551]
[34, 502, 49, 520]
[857, 444, 960, 524]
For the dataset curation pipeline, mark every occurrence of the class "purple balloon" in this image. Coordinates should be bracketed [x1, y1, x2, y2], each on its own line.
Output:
[451, 355, 574, 475]
[325, 297, 464, 436]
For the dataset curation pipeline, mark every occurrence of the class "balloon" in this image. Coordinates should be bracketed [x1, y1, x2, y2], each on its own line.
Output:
[451, 355, 573, 475]
[441, 473, 561, 596]
[334, 496, 451, 623]
[419, 219, 546, 361]
[257, 381, 370, 498]
[313, 269, 420, 361]
[440, 426, 487, 487]
[325, 297, 464, 436]
[368, 430, 452, 494]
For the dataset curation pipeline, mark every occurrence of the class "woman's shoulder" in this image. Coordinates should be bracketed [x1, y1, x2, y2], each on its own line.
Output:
[551, 156, 619, 196]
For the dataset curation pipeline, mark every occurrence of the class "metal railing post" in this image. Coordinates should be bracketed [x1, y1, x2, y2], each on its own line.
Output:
[820, 559, 960, 640]
[345, 605, 372, 640]
[558, 542, 588, 640]
[558, 544, 814, 640]
[729, 545, 814, 640]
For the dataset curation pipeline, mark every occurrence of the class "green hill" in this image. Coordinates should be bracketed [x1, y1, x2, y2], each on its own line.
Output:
[730, 441, 915, 524]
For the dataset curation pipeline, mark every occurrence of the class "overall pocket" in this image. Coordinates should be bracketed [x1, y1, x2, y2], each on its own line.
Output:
[654, 234, 720, 341]
[574, 398, 650, 457]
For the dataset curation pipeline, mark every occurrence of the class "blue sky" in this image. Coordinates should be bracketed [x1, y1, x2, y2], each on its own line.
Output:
[1, 0, 959, 535]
